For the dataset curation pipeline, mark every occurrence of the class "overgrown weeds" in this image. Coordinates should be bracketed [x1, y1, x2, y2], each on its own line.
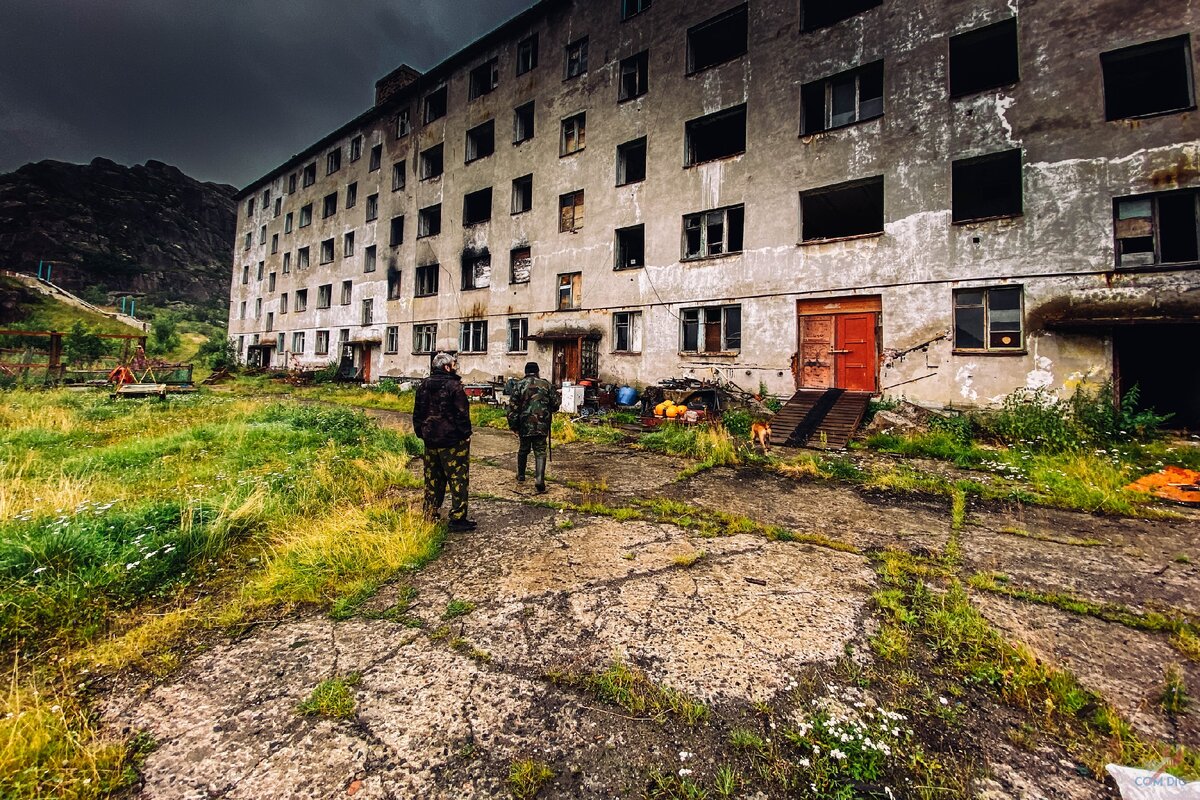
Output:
[551, 661, 709, 726]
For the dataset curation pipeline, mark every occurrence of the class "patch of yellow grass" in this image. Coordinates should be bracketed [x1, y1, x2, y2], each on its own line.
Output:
[85, 605, 203, 674]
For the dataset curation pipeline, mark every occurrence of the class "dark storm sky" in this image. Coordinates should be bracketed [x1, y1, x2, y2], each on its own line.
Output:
[0, 0, 534, 188]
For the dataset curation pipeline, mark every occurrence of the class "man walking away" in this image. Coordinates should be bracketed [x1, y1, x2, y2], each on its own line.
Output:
[507, 361, 560, 493]
[413, 352, 476, 531]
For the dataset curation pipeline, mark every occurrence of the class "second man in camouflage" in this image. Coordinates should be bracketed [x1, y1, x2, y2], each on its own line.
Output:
[507, 361, 560, 493]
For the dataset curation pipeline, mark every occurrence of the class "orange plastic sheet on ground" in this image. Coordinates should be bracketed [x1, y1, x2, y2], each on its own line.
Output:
[1125, 466, 1200, 505]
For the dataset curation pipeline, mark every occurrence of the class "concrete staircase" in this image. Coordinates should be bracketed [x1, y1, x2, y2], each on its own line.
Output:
[2, 270, 148, 332]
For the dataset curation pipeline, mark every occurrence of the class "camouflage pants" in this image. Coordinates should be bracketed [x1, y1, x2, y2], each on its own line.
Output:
[517, 434, 547, 458]
[423, 440, 470, 522]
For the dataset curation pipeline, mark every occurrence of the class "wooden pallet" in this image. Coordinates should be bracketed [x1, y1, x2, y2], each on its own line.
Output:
[771, 389, 872, 450]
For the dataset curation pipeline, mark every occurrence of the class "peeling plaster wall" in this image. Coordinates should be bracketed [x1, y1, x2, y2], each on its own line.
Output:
[228, 0, 1200, 406]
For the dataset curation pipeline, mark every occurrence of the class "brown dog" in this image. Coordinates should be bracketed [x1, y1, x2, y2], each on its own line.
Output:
[750, 421, 772, 453]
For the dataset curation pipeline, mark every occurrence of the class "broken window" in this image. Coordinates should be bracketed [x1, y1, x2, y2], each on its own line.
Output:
[241, 264, 249, 284]
[952, 149, 1023, 223]
[268, 271, 276, 292]
[299, 203, 312, 228]
[340, 279, 352, 305]
[280, 292, 288, 313]
[387, 269, 402, 300]
[512, 174, 533, 214]
[418, 204, 442, 237]
[288, 173, 297, 194]
[622, 0, 651, 20]
[273, 198, 281, 217]
[292, 331, 305, 353]
[616, 137, 647, 185]
[560, 112, 586, 155]
[1114, 189, 1200, 267]
[949, 18, 1019, 98]
[800, 176, 884, 241]
[469, 57, 499, 99]
[557, 272, 582, 310]
[327, 148, 341, 175]
[270, 233, 279, 254]
[361, 298, 374, 326]
[316, 330, 330, 355]
[319, 240, 334, 265]
[364, 245, 377, 273]
[424, 85, 447, 124]
[283, 252, 291, 274]
[1102, 35, 1195, 120]
[514, 101, 535, 143]
[346, 182, 357, 209]
[284, 212, 293, 233]
[801, 60, 884, 134]
[681, 305, 741, 352]
[507, 317, 529, 353]
[246, 198, 255, 218]
[384, 326, 398, 354]
[389, 215, 405, 246]
[687, 4, 747, 74]
[685, 104, 746, 165]
[414, 323, 437, 353]
[565, 37, 589, 79]
[613, 311, 643, 352]
[239, 300, 246, 319]
[302, 163, 316, 187]
[460, 320, 488, 353]
[322, 192, 337, 218]
[465, 120, 495, 162]
[463, 188, 493, 226]
[365, 193, 379, 222]
[615, 225, 645, 269]
[510, 246, 532, 284]
[800, 0, 880, 32]
[461, 249, 492, 290]
[265, 311, 274, 333]
[396, 108, 411, 138]
[619, 51, 649, 101]
[257, 260, 264, 280]
[415, 263, 439, 297]
[559, 190, 585, 232]
[297, 248, 310, 271]
[420, 143, 444, 179]
[317, 283, 332, 308]
[369, 144, 382, 172]
[683, 205, 744, 259]
[343, 231, 354, 258]
[350, 136, 362, 162]
[243, 232, 251, 250]
[517, 34, 539, 75]
[392, 161, 406, 192]
[953, 286, 1023, 351]
[259, 225, 266, 244]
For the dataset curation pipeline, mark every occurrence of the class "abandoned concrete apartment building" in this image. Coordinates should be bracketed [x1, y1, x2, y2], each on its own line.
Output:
[227, 0, 1200, 425]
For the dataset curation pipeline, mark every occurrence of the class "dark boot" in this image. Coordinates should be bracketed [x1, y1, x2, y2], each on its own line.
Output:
[516, 450, 528, 483]
[534, 454, 547, 493]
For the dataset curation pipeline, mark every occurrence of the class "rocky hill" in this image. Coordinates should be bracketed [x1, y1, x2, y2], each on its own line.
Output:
[0, 158, 236, 319]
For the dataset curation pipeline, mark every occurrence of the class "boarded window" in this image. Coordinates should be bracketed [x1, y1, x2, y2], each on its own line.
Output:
[949, 18, 1020, 97]
[952, 149, 1023, 223]
[681, 305, 741, 352]
[418, 204, 442, 237]
[557, 272, 582, 310]
[954, 286, 1023, 351]
[424, 85, 448, 123]
[517, 34, 538, 75]
[683, 205, 744, 259]
[613, 311, 642, 352]
[1102, 35, 1195, 120]
[561, 112, 586, 155]
[801, 61, 883, 134]
[687, 4, 748, 73]
[469, 57, 499, 99]
[420, 143, 444, 179]
[1114, 189, 1200, 267]
[507, 318, 528, 352]
[510, 246, 532, 284]
[800, 177, 884, 241]
[514, 101, 535, 143]
[465, 120, 495, 162]
[619, 50, 649, 101]
[615, 225, 645, 269]
[801, 0, 880, 31]
[461, 249, 491, 290]
[512, 174, 533, 214]
[415, 263, 439, 296]
[559, 190, 584, 232]
[685, 104, 746, 165]
[617, 137, 647, 185]
[463, 187, 493, 226]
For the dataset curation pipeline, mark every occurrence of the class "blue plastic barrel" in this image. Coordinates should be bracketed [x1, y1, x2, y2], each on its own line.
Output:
[616, 386, 638, 405]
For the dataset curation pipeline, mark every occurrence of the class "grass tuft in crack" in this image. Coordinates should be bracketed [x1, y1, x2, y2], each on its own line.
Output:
[508, 758, 554, 799]
[297, 674, 360, 719]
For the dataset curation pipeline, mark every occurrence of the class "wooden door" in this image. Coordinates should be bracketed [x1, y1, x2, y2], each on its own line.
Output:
[553, 340, 580, 384]
[798, 315, 834, 389]
[834, 313, 877, 392]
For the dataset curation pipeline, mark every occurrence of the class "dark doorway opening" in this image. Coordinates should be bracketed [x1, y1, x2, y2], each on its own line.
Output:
[1116, 325, 1200, 430]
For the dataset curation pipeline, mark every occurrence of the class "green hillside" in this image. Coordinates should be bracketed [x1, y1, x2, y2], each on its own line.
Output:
[0, 276, 142, 335]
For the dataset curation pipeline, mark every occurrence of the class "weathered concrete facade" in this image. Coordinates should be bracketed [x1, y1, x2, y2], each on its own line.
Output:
[229, 0, 1200, 422]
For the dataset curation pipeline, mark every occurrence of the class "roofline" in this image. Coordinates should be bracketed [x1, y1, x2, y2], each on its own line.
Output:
[234, 0, 564, 201]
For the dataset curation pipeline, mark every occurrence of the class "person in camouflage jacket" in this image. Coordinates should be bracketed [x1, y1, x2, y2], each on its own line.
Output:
[506, 361, 560, 493]
[413, 352, 475, 530]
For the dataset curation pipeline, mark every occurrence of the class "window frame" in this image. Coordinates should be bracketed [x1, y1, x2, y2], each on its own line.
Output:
[326, 148, 341, 175]
[686, 4, 748, 74]
[616, 137, 647, 185]
[615, 224, 645, 269]
[384, 326, 399, 354]
[415, 263, 440, 297]
[392, 161, 406, 192]
[316, 329, 330, 356]
[361, 297, 374, 326]
[517, 34, 539, 75]
[469, 57, 500, 100]
[799, 176, 885, 242]
[465, 119, 496, 163]
[682, 204, 745, 260]
[459, 320, 489, 353]
[680, 304, 741, 353]
[316, 283, 332, 309]
[513, 101, 535, 144]
[801, 60, 884, 135]
[951, 149, 1024, 224]
[556, 271, 582, 310]
[1101, 35, 1196, 121]
[413, 323, 438, 354]
[340, 279, 352, 306]
[418, 204, 442, 238]
[684, 104, 747, 166]
[565, 37, 589, 80]
[507, 317, 529, 353]
[612, 310, 643, 353]
[423, 85, 448, 124]
[560, 112, 586, 156]
[952, 285, 1025, 353]
[559, 190, 585, 233]
[420, 143, 444, 180]
[512, 174, 533, 214]
[1113, 188, 1200, 268]
[618, 50, 649, 101]
[948, 17, 1020, 99]
[621, 0, 651, 21]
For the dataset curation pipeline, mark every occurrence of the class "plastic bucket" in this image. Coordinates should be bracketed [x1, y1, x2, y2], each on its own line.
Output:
[616, 386, 638, 405]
